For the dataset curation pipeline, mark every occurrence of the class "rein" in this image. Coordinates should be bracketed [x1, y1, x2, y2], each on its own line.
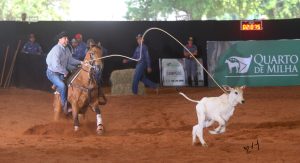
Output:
[68, 50, 97, 87]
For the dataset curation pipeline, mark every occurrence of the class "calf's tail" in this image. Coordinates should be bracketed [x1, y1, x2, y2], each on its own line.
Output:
[179, 92, 199, 103]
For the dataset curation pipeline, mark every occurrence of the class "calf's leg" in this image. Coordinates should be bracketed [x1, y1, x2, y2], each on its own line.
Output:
[195, 105, 208, 147]
[204, 120, 214, 128]
[192, 125, 198, 145]
[209, 116, 226, 134]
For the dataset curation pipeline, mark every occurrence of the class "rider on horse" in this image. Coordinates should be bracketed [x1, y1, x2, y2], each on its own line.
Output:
[46, 31, 84, 114]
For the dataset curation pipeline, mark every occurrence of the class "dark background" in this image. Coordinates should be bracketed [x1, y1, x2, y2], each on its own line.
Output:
[0, 19, 299, 91]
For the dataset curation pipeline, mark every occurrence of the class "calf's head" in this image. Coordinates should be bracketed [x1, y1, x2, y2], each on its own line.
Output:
[223, 85, 246, 106]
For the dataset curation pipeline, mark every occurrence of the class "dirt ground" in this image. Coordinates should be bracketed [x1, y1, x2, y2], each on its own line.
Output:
[0, 86, 299, 163]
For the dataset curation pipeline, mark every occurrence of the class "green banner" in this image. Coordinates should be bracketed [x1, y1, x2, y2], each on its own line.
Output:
[207, 40, 300, 87]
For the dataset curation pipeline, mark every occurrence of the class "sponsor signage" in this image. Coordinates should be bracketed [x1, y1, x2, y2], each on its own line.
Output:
[207, 40, 300, 87]
[160, 58, 204, 86]
[160, 59, 186, 86]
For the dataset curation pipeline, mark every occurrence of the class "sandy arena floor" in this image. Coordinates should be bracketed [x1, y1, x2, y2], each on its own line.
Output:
[0, 86, 299, 163]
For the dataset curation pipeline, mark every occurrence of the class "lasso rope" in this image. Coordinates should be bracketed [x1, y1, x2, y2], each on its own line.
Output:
[87, 27, 227, 93]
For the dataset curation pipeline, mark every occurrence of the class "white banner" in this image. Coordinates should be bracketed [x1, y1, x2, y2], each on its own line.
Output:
[160, 59, 186, 86]
[160, 58, 204, 86]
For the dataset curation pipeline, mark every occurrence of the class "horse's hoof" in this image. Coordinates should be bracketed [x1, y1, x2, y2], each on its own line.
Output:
[96, 125, 104, 135]
[202, 143, 208, 147]
[74, 126, 79, 131]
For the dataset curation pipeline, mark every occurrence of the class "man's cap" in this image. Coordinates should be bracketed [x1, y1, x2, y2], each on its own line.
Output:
[136, 34, 142, 39]
[71, 38, 77, 43]
[56, 31, 68, 40]
[188, 36, 193, 41]
[75, 33, 82, 39]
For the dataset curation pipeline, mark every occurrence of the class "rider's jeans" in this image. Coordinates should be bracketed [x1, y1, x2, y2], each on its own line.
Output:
[46, 69, 67, 105]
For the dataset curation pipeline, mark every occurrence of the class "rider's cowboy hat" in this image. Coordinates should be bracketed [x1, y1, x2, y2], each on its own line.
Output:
[56, 31, 68, 40]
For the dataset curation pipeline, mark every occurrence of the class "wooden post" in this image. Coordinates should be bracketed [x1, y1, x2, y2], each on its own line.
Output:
[0, 46, 9, 87]
[4, 40, 21, 88]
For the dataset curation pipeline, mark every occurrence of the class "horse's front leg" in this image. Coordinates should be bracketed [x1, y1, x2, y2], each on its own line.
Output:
[71, 103, 80, 131]
[94, 106, 104, 135]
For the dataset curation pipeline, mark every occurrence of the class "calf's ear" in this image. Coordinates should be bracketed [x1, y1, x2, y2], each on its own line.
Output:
[240, 85, 246, 90]
[222, 85, 232, 92]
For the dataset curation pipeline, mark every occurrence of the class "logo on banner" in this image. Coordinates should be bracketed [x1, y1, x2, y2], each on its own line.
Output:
[167, 62, 180, 67]
[225, 55, 253, 74]
[225, 54, 299, 76]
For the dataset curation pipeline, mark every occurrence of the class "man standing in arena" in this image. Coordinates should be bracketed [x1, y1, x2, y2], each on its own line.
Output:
[21, 33, 43, 55]
[183, 36, 198, 86]
[46, 31, 83, 114]
[123, 34, 158, 95]
[74, 33, 87, 61]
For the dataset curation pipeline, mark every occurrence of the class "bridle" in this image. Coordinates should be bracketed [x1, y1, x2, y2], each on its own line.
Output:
[69, 46, 102, 86]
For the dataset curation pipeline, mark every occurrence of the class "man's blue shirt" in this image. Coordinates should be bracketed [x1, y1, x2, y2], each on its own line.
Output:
[22, 41, 43, 55]
[76, 42, 87, 61]
[184, 44, 197, 54]
[132, 44, 151, 68]
[72, 46, 82, 60]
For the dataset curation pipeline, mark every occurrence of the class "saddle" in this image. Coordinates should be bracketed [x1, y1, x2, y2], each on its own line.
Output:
[50, 68, 80, 91]
[66, 67, 81, 86]
[51, 67, 107, 106]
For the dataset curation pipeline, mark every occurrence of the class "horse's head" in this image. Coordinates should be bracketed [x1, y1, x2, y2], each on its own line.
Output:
[82, 45, 104, 83]
[85, 45, 103, 68]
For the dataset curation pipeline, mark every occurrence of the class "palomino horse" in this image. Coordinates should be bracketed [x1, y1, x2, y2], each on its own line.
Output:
[53, 45, 106, 134]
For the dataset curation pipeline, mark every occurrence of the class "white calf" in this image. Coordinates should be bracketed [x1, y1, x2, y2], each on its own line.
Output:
[179, 86, 246, 147]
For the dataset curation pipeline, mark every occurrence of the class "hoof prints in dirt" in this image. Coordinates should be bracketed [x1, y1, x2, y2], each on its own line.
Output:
[24, 122, 100, 137]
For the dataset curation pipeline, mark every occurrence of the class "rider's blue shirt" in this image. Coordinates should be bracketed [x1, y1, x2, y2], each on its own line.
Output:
[46, 43, 81, 75]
